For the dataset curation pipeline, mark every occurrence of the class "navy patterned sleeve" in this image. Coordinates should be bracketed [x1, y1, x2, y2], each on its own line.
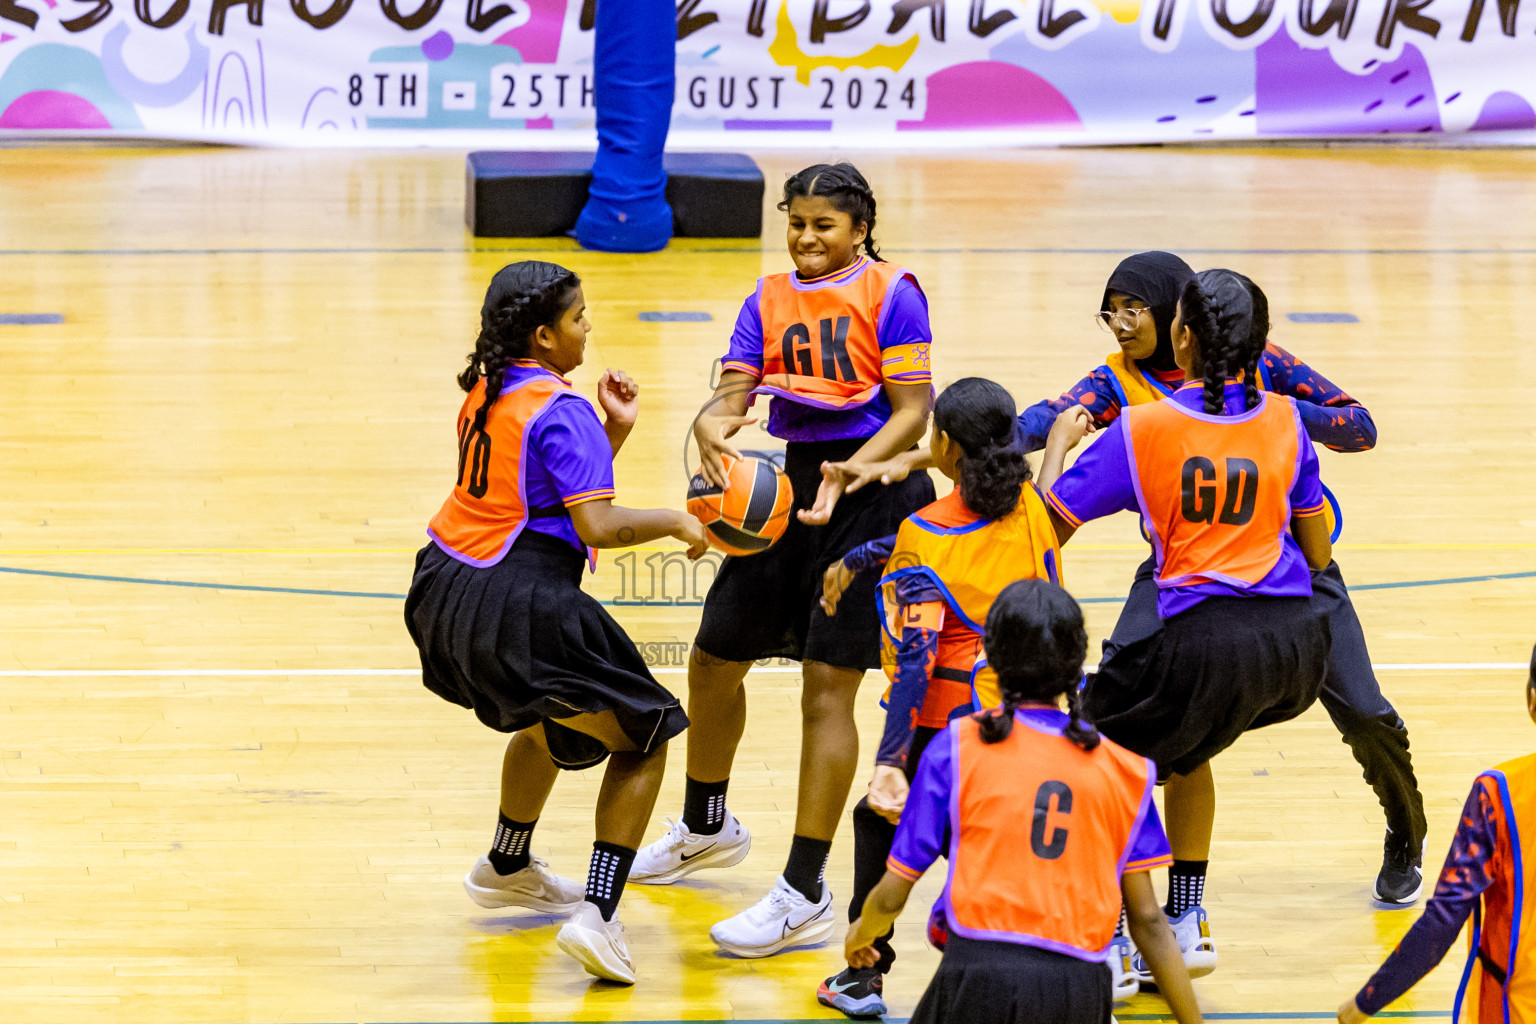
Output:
[1017, 368, 1124, 454]
[843, 535, 896, 576]
[1261, 344, 1378, 453]
[1354, 780, 1499, 1015]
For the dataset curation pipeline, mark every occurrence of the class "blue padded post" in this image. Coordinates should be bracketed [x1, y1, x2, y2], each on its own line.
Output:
[574, 0, 675, 253]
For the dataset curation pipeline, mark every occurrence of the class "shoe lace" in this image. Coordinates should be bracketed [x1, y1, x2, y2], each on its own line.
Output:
[659, 815, 689, 849]
[1382, 827, 1416, 868]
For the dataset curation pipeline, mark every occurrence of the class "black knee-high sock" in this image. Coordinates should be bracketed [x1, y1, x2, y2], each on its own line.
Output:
[1166, 860, 1208, 917]
[784, 834, 832, 903]
[585, 842, 637, 922]
[488, 813, 536, 875]
[681, 776, 729, 836]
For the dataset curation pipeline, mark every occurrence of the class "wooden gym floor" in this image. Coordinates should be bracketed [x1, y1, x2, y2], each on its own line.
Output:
[1, 142, 1535, 1024]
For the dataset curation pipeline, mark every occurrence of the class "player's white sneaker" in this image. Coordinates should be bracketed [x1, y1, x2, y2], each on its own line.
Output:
[1133, 905, 1217, 984]
[556, 901, 636, 984]
[629, 813, 751, 884]
[709, 875, 835, 957]
[1108, 933, 1140, 1000]
[462, 855, 584, 913]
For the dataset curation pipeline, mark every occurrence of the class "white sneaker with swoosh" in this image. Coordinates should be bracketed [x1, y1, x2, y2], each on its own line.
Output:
[710, 875, 835, 957]
[462, 855, 584, 913]
[629, 813, 752, 885]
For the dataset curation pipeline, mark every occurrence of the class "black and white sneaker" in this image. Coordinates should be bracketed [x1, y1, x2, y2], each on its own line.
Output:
[818, 966, 887, 1019]
[1374, 828, 1425, 906]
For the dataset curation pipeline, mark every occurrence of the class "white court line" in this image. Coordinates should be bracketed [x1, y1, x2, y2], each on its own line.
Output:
[0, 663, 1526, 678]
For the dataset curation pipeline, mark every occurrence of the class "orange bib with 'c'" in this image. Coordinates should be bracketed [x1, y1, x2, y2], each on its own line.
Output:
[755, 257, 927, 410]
[943, 715, 1158, 957]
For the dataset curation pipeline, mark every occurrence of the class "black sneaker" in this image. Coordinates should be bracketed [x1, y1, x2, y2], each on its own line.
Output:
[1374, 827, 1424, 906]
[818, 966, 887, 1019]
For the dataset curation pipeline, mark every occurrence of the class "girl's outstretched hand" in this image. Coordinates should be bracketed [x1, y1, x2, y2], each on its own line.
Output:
[675, 513, 710, 560]
[1337, 999, 1370, 1024]
[797, 464, 846, 525]
[824, 454, 911, 496]
[1047, 405, 1096, 451]
[693, 410, 756, 488]
[821, 559, 853, 615]
[845, 918, 881, 969]
[597, 368, 640, 427]
[867, 765, 910, 824]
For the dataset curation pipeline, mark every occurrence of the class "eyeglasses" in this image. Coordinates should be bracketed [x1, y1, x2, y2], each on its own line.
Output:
[1095, 308, 1153, 333]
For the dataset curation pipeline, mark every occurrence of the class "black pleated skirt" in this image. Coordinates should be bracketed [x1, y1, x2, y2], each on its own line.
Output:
[1087, 593, 1331, 778]
[911, 936, 1112, 1024]
[405, 530, 688, 770]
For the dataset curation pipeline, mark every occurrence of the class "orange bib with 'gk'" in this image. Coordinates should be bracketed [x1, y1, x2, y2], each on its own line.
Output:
[755, 258, 924, 410]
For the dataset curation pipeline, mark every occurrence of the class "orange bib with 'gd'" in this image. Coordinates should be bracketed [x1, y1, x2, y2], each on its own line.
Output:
[428, 366, 598, 570]
[1124, 392, 1301, 592]
[755, 257, 924, 410]
[944, 714, 1157, 955]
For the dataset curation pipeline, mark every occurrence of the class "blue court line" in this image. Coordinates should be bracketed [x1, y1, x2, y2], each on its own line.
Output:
[7, 246, 1536, 257]
[1, 564, 1533, 604]
[0, 565, 405, 599]
[297, 1015, 1448, 1023]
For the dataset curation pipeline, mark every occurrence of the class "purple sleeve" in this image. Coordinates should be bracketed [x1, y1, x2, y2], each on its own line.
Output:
[1288, 413, 1325, 516]
[1018, 369, 1126, 453]
[1043, 418, 1139, 529]
[1262, 344, 1378, 453]
[1123, 782, 1174, 873]
[720, 284, 765, 378]
[875, 275, 933, 350]
[1355, 780, 1499, 1015]
[530, 396, 617, 505]
[844, 535, 895, 576]
[887, 725, 953, 882]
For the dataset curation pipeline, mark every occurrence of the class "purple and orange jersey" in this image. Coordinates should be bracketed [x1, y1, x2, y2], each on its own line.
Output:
[721, 256, 932, 443]
[1017, 343, 1377, 454]
[1358, 752, 1536, 1023]
[428, 360, 612, 570]
[1046, 382, 1324, 619]
[889, 707, 1172, 962]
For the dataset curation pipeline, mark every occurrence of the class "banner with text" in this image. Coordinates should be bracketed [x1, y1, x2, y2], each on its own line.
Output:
[2, 0, 1534, 145]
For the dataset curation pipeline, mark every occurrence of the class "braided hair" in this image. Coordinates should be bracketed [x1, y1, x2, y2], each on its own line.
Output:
[778, 162, 883, 261]
[458, 261, 581, 428]
[933, 377, 1031, 520]
[1178, 269, 1271, 416]
[976, 579, 1097, 751]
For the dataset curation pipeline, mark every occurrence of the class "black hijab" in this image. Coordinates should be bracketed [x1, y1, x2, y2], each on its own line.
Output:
[1101, 251, 1195, 373]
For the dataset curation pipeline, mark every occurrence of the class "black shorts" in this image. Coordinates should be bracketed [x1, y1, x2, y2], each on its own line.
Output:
[694, 437, 935, 670]
[1087, 593, 1331, 778]
[405, 531, 689, 770]
[911, 936, 1112, 1024]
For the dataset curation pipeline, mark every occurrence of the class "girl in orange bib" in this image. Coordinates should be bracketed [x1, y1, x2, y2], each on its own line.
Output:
[632, 163, 936, 959]
[405, 262, 707, 986]
[846, 580, 1203, 1024]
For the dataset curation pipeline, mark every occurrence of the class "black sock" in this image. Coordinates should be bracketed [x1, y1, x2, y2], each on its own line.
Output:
[488, 813, 536, 875]
[1116, 903, 1128, 937]
[1165, 860, 1208, 917]
[681, 776, 729, 836]
[783, 834, 833, 904]
[585, 842, 637, 922]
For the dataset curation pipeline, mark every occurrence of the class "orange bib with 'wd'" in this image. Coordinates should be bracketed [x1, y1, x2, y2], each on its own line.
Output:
[1124, 392, 1301, 592]
[878, 486, 1062, 713]
[428, 365, 598, 570]
[754, 257, 928, 410]
[1456, 752, 1536, 1024]
[943, 714, 1158, 957]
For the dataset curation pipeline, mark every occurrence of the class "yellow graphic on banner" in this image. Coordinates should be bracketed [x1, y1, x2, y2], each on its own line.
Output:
[1093, 0, 1142, 24]
[768, 1, 921, 86]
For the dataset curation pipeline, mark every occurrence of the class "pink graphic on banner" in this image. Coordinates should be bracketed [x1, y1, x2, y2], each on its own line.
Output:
[898, 61, 1080, 130]
[0, 90, 112, 129]
[495, 0, 566, 61]
[1256, 35, 1440, 134]
[1471, 90, 1536, 131]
